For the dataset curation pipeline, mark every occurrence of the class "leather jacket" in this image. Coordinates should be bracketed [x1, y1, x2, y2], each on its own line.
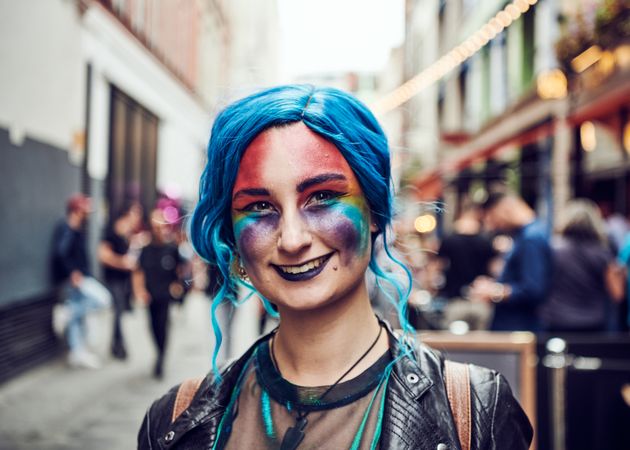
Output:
[138, 322, 532, 449]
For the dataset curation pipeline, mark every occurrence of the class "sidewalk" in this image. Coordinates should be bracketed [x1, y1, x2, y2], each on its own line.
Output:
[0, 291, 255, 450]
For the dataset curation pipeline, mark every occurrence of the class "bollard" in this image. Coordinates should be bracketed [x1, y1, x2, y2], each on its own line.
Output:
[543, 337, 568, 450]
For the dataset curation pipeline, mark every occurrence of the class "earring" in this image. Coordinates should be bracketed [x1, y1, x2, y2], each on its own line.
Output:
[233, 255, 249, 281]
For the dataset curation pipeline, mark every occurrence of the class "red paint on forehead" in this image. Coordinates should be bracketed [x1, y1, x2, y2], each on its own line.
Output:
[232, 122, 358, 196]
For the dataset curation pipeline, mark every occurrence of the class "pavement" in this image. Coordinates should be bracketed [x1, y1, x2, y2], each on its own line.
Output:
[0, 291, 261, 450]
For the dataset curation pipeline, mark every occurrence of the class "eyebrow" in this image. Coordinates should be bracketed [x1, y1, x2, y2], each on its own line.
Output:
[297, 173, 347, 193]
[232, 188, 270, 201]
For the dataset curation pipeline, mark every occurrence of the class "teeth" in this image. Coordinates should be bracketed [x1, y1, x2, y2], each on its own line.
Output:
[279, 256, 327, 274]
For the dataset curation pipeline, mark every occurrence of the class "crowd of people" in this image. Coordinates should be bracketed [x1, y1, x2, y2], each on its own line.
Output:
[51, 187, 630, 379]
[51, 193, 192, 377]
[426, 192, 628, 334]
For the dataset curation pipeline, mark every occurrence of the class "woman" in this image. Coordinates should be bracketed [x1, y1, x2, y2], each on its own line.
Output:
[133, 208, 185, 378]
[540, 199, 625, 332]
[138, 85, 532, 449]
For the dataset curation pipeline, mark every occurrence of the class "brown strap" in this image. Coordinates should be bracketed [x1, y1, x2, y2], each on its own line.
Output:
[171, 377, 204, 423]
[445, 360, 472, 450]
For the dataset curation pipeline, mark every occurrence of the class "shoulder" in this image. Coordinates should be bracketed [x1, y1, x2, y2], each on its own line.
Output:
[522, 221, 550, 242]
[582, 242, 612, 263]
[138, 383, 181, 449]
[414, 341, 500, 394]
[415, 341, 520, 408]
[101, 226, 115, 241]
[413, 343, 533, 449]
[137, 339, 265, 449]
[139, 243, 154, 260]
[55, 221, 73, 237]
[138, 372, 222, 450]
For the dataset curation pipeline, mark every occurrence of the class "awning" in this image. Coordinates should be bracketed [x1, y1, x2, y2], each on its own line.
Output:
[568, 81, 630, 125]
[413, 77, 630, 200]
[413, 120, 556, 200]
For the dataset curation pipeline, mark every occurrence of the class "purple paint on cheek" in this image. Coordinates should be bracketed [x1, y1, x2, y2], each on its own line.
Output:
[304, 208, 367, 266]
[236, 216, 278, 264]
[333, 220, 361, 265]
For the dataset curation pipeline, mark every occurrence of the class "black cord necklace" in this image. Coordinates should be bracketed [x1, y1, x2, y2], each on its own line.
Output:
[270, 323, 384, 450]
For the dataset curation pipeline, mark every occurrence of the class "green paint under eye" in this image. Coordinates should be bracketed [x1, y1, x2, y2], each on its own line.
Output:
[336, 197, 371, 256]
[232, 212, 253, 240]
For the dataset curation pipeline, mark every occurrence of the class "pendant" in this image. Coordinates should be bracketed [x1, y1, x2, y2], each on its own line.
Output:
[280, 416, 308, 450]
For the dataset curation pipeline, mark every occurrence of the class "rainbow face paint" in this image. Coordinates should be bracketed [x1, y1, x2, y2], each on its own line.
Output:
[230, 123, 375, 311]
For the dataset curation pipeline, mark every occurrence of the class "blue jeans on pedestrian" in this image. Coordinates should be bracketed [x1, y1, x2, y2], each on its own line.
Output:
[66, 277, 112, 352]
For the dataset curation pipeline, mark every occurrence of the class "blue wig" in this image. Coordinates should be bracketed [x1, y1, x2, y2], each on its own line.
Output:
[190, 85, 414, 376]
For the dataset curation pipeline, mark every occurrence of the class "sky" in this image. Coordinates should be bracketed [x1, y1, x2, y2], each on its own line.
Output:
[277, 0, 406, 80]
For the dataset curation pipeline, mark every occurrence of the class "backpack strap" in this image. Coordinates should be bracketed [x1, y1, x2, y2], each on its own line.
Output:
[444, 360, 472, 450]
[171, 377, 204, 423]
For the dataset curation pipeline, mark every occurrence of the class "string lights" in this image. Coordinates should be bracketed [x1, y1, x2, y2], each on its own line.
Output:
[371, 0, 538, 115]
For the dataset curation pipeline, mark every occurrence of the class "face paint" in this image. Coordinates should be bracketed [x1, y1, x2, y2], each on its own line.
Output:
[232, 212, 278, 258]
[301, 194, 371, 265]
[230, 122, 375, 312]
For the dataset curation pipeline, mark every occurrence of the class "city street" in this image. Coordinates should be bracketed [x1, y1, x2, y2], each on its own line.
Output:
[1, 1, 629, 449]
[0, 292, 246, 450]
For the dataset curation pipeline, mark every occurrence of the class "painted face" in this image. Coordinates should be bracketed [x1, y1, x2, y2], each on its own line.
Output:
[231, 122, 376, 312]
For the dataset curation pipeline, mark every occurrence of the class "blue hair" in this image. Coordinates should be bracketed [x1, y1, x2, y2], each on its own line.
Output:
[190, 85, 414, 377]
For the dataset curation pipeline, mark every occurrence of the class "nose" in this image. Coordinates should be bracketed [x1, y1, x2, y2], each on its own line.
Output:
[277, 210, 312, 254]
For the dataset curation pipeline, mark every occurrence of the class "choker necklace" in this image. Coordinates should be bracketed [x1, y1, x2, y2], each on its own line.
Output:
[270, 322, 384, 450]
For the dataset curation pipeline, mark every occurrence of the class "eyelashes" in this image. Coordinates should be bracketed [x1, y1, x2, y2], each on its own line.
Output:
[306, 190, 346, 207]
[238, 200, 274, 213]
[237, 190, 347, 215]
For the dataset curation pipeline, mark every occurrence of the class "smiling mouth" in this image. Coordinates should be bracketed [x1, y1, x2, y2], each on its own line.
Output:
[272, 253, 334, 282]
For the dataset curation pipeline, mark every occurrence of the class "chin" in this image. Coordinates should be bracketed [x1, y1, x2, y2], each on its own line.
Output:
[266, 281, 366, 316]
[268, 289, 339, 313]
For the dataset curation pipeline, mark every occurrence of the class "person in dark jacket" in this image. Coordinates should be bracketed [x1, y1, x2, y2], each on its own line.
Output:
[540, 199, 625, 332]
[138, 85, 532, 449]
[52, 193, 111, 369]
[470, 192, 552, 331]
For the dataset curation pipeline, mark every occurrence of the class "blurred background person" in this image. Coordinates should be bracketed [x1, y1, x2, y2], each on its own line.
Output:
[540, 199, 625, 332]
[52, 194, 112, 369]
[598, 200, 629, 255]
[470, 191, 551, 332]
[98, 202, 143, 360]
[434, 203, 496, 330]
[156, 194, 194, 306]
[132, 208, 184, 379]
[617, 234, 630, 332]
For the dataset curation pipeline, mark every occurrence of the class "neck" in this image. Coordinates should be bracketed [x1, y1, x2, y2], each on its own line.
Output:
[273, 282, 388, 387]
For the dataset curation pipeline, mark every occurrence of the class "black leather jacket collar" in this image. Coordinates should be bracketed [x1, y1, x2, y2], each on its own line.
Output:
[139, 321, 532, 450]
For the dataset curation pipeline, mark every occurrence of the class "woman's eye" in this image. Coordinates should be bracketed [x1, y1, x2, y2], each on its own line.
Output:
[245, 201, 273, 212]
[314, 192, 333, 201]
[309, 191, 341, 205]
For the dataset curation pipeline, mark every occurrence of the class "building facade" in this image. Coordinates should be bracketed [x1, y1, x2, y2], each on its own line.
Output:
[396, 0, 629, 233]
[0, 0, 278, 382]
